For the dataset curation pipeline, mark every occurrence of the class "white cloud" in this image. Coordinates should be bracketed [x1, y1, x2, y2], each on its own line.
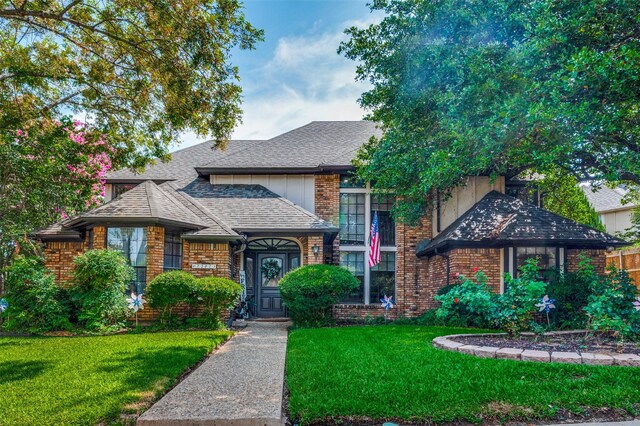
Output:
[178, 12, 384, 147]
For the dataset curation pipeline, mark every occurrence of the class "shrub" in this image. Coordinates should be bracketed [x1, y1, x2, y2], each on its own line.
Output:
[584, 266, 640, 343]
[434, 272, 495, 328]
[70, 249, 133, 331]
[193, 277, 242, 329]
[546, 256, 600, 329]
[2, 256, 71, 333]
[279, 264, 360, 327]
[147, 271, 197, 323]
[492, 259, 547, 336]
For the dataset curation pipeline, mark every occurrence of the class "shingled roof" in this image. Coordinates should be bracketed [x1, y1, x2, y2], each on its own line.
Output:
[106, 139, 262, 182]
[416, 191, 628, 257]
[63, 181, 207, 229]
[194, 121, 382, 175]
[170, 178, 338, 234]
[582, 184, 636, 213]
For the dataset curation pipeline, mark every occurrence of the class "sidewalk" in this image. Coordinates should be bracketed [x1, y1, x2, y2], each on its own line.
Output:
[138, 321, 289, 426]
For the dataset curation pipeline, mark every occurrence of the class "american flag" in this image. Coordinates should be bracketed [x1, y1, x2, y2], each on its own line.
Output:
[369, 212, 381, 267]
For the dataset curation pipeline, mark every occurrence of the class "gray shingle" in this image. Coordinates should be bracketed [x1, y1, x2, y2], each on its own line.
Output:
[171, 178, 337, 233]
[106, 139, 263, 182]
[582, 184, 635, 213]
[64, 181, 206, 229]
[417, 191, 628, 256]
[195, 121, 382, 174]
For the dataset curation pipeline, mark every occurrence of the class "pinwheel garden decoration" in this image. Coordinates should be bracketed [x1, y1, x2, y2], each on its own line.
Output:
[127, 293, 146, 327]
[380, 295, 394, 322]
[0, 298, 8, 325]
[535, 295, 556, 326]
[633, 297, 640, 312]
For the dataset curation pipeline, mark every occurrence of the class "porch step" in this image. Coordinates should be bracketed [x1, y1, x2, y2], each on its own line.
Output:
[250, 317, 290, 323]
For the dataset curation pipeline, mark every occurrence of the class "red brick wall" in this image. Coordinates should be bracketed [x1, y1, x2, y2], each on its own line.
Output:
[300, 235, 324, 265]
[314, 173, 340, 264]
[44, 239, 89, 287]
[146, 226, 164, 284]
[567, 249, 606, 274]
[182, 241, 231, 279]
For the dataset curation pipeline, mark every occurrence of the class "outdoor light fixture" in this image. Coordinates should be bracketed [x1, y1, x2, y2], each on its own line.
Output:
[312, 243, 320, 257]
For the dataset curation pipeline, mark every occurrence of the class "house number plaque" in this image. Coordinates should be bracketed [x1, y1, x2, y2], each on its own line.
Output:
[192, 263, 217, 269]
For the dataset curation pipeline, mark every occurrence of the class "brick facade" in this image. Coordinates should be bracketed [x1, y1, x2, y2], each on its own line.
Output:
[44, 239, 89, 287]
[300, 235, 324, 265]
[567, 249, 606, 273]
[182, 242, 231, 279]
[314, 173, 340, 264]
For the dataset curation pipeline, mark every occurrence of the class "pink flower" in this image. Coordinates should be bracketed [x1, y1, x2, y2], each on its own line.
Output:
[473, 267, 479, 273]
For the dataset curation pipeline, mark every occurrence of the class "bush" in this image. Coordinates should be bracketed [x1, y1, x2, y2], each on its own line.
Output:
[546, 257, 600, 329]
[584, 266, 640, 343]
[434, 272, 495, 328]
[193, 277, 242, 329]
[279, 264, 360, 327]
[70, 249, 133, 331]
[2, 256, 71, 333]
[492, 260, 547, 336]
[147, 271, 197, 323]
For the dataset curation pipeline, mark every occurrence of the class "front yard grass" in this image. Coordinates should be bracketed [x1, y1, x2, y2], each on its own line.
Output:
[287, 325, 640, 424]
[0, 330, 231, 425]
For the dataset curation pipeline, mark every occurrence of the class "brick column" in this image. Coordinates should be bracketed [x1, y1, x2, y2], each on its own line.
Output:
[93, 226, 106, 249]
[395, 218, 433, 317]
[314, 174, 340, 264]
[146, 226, 164, 284]
[305, 235, 324, 265]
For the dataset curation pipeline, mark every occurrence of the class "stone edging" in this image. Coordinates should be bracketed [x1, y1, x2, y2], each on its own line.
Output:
[432, 332, 640, 366]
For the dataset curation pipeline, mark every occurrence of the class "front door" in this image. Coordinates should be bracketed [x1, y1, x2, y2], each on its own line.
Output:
[257, 253, 287, 317]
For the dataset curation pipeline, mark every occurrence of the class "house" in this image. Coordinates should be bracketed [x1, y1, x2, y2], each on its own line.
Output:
[34, 121, 628, 321]
[582, 184, 636, 236]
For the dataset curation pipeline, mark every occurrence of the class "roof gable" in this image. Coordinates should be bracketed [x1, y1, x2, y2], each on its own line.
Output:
[416, 191, 628, 257]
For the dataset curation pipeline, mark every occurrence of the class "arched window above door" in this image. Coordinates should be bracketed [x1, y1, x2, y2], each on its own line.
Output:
[247, 238, 300, 251]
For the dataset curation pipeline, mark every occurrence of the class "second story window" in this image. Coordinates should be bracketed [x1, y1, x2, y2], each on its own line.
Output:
[112, 183, 138, 199]
[338, 176, 396, 304]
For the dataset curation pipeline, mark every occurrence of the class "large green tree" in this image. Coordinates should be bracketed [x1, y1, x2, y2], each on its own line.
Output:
[340, 0, 640, 223]
[1, 0, 263, 166]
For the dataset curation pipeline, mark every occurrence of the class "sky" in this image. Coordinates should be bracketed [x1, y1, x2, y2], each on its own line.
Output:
[177, 0, 382, 149]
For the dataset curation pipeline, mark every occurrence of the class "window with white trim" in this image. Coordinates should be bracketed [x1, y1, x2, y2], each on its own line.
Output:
[504, 246, 565, 283]
[338, 176, 396, 304]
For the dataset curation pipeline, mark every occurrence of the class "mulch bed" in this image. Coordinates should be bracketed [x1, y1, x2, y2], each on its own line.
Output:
[457, 332, 640, 355]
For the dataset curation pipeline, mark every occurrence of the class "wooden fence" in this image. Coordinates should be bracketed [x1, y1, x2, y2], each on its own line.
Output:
[605, 248, 640, 287]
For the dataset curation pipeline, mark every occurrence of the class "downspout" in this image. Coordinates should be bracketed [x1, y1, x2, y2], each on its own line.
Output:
[230, 234, 247, 280]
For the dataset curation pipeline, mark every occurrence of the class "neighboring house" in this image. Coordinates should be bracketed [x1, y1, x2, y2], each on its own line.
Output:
[34, 121, 627, 321]
[582, 184, 636, 236]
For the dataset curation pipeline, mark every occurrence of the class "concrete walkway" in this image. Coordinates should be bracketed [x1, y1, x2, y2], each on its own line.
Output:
[138, 321, 289, 426]
[547, 422, 640, 426]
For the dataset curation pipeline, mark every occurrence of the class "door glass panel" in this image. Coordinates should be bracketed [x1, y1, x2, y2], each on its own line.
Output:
[261, 257, 283, 287]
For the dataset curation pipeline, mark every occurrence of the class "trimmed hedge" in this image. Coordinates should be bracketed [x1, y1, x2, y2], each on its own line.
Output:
[279, 264, 359, 327]
[194, 277, 242, 329]
[147, 270, 197, 322]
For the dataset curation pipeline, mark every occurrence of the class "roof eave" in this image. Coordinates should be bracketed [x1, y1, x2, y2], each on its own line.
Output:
[64, 216, 206, 230]
[195, 165, 354, 176]
[416, 238, 629, 257]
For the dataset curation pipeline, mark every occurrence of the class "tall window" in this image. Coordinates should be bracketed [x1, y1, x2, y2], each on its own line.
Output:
[106, 227, 147, 294]
[339, 176, 396, 304]
[163, 231, 183, 271]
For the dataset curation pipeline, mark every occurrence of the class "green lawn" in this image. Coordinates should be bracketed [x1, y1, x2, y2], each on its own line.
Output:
[0, 331, 231, 425]
[287, 326, 640, 424]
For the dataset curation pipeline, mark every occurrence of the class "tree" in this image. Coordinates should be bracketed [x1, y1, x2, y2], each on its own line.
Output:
[0, 118, 119, 279]
[1, 0, 263, 167]
[340, 0, 640, 223]
[535, 169, 605, 232]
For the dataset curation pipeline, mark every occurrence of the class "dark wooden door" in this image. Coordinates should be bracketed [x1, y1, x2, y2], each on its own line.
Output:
[257, 253, 287, 318]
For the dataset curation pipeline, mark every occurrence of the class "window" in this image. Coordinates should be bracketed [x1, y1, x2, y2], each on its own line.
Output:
[112, 183, 138, 199]
[338, 178, 396, 304]
[504, 246, 565, 283]
[106, 227, 147, 294]
[339, 193, 365, 245]
[163, 231, 182, 271]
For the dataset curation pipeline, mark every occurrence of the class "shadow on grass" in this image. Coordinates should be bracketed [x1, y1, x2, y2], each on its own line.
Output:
[0, 360, 51, 385]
